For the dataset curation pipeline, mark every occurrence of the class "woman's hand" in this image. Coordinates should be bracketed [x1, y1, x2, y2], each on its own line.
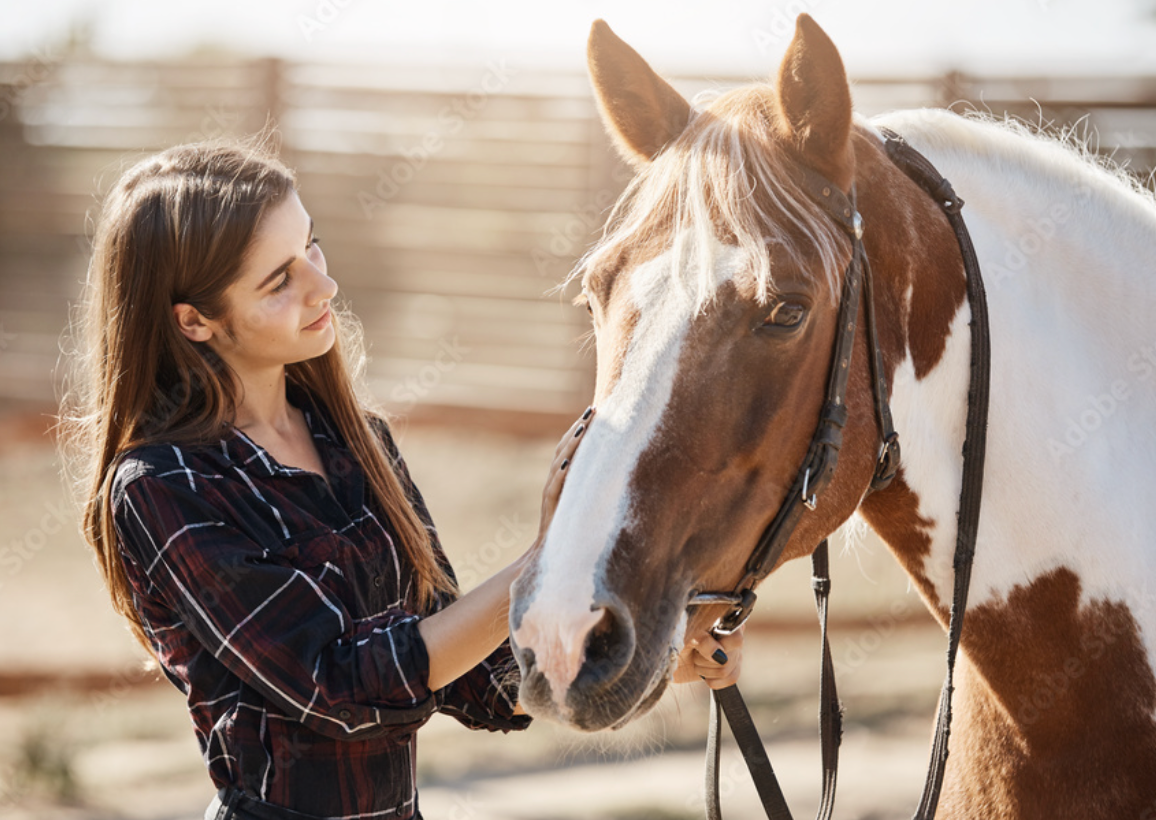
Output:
[531, 406, 594, 550]
[673, 626, 745, 690]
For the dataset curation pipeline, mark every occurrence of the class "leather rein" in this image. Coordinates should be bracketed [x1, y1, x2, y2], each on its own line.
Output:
[685, 128, 991, 820]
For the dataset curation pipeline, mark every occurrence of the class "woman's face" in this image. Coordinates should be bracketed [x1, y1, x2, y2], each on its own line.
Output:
[207, 191, 338, 375]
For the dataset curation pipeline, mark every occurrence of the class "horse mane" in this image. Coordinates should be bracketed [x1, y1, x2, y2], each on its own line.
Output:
[572, 85, 851, 312]
[574, 88, 1156, 313]
[871, 107, 1156, 223]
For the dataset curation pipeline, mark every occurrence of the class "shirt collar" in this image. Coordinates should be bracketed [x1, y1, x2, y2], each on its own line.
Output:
[209, 383, 346, 478]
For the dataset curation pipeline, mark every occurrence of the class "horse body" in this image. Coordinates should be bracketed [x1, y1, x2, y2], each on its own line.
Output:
[860, 109, 1156, 814]
[510, 16, 1156, 817]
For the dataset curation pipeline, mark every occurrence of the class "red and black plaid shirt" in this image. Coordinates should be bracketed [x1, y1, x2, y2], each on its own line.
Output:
[111, 387, 529, 819]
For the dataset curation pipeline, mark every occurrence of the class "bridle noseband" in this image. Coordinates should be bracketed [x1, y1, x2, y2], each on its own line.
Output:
[685, 129, 991, 820]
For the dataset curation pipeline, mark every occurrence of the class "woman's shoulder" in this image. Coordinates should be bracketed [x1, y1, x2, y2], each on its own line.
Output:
[111, 438, 230, 505]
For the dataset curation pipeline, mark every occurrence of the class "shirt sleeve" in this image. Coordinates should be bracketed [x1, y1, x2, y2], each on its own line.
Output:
[370, 416, 531, 731]
[439, 639, 532, 732]
[113, 470, 439, 742]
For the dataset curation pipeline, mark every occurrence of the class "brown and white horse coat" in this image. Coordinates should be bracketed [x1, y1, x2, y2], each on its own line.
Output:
[510, 15, 1156, 818]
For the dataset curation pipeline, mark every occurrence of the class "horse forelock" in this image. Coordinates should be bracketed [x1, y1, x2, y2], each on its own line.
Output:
[572, 85, 852, 314]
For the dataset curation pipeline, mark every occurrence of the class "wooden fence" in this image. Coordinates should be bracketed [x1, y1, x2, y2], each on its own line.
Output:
[2, 53, 1155, 430]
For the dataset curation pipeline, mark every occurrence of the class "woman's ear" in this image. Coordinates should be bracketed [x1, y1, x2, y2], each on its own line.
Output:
[172, 303, 214, 343]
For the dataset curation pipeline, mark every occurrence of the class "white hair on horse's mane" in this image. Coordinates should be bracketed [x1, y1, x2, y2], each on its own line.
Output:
[574, 89, 1156, 314]
[572, 85, 851, 312]
[873, 107, 1156, 217]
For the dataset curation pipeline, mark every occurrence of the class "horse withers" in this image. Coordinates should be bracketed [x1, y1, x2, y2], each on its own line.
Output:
[509, 14, 1156, 818]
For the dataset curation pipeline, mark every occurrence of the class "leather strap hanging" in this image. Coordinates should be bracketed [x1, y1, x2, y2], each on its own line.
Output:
[694, 128, 991, 820]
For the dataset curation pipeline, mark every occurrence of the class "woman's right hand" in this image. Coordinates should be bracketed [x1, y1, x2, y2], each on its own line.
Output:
[532, 406, 594, 550]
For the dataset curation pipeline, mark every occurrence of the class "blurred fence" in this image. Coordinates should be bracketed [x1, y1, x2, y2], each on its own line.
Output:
[2, 53, 1155, 429]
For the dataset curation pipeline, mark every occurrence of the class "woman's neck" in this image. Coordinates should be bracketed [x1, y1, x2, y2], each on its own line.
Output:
[231, 365, 295, 436]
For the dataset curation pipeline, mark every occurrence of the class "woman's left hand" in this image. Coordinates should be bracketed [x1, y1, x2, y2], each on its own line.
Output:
[673, 626, 744, 690]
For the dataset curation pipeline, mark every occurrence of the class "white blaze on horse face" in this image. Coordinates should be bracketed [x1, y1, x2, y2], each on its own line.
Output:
[514, 237, 746, 708]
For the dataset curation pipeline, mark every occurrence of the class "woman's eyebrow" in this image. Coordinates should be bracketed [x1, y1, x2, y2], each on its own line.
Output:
[256, 217, 314, 290]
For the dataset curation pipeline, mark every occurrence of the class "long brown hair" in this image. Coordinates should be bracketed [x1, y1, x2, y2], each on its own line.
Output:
[59, 136, 456, 650]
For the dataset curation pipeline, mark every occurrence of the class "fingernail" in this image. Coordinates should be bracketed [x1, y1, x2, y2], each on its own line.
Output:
[560, 459, 570, 471]
[712, 649, 728, 665]
[582, 406, 594, 420]
[574, 424, 585, 437]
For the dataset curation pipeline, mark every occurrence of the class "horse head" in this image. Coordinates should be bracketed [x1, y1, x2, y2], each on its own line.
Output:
[509, 15, 904, 731]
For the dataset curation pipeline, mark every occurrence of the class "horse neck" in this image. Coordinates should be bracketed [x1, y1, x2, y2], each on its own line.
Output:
[854, 112, 1156, 756]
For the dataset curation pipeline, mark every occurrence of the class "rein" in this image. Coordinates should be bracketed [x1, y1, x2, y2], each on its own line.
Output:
[686, 129, 991, 820]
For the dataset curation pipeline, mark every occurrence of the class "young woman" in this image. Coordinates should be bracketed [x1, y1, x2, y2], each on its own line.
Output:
[60, 137, 743, 820]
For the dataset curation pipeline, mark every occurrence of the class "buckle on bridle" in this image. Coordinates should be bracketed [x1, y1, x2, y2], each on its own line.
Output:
[687, 588, 758, 636]
[715, 589, 758, 634]
[870, 432, 901, 492]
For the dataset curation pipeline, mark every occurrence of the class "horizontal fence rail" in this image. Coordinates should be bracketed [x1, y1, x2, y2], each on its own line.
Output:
[2, 55, 1154, 429]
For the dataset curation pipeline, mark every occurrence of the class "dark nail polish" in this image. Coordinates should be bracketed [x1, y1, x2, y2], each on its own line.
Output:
[574, 424, 585, 437]
[712, 649, 728, 665]
[582, 406, 594, 420]
[560, 459, 570, 471]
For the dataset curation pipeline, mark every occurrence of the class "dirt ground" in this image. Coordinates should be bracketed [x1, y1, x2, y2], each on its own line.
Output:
[0, 407, 946, 820]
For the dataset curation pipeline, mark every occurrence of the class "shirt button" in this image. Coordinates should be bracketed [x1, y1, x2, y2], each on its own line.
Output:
[373, 576, 384, 588]
[338, 708, 352, 720]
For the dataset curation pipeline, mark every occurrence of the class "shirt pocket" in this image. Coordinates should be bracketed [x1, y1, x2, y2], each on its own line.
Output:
[272, 528, 350, 577]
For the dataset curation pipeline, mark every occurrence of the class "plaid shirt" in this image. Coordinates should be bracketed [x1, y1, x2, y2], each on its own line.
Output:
[111, 386, 529, 819]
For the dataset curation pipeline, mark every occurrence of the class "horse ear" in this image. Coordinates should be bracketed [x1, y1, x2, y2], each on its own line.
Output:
[775, 14, 853, 180]
[587, 19, 692, 166]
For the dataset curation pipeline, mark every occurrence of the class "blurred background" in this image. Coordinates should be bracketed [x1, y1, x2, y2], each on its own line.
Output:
[1, 1, 1155, 818]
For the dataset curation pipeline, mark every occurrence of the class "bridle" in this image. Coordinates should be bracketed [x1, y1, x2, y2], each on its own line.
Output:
[685, 128, 992, 820]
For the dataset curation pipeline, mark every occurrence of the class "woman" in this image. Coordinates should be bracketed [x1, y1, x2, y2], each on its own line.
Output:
[60, 137, 742, 820]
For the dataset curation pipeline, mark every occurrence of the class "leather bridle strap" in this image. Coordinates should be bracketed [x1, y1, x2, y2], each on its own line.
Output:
[694, 130, 991, 820]
[881, 127, 991, 820]
[700, 162, 874, 820]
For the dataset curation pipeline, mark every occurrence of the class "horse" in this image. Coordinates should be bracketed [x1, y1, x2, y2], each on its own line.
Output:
[507, 13, 1156, 818]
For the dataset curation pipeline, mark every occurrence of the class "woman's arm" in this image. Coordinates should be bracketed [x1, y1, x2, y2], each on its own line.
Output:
[417, 408, 593, 691]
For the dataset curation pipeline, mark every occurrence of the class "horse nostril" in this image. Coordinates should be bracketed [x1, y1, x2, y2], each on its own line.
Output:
[578, 601, 636, 687]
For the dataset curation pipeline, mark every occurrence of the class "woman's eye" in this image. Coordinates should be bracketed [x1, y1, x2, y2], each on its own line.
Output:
[763, 301, 806, 328]
[271, 272, 291, 294]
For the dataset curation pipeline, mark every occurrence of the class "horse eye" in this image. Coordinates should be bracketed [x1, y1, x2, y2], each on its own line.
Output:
[763, 301, 806, 328]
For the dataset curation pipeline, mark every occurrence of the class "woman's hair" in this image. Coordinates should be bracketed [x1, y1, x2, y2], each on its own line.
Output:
[59, 136, 456, 650]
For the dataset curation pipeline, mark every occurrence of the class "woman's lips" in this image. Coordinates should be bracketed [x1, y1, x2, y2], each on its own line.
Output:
[304, 308, 331, 331]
